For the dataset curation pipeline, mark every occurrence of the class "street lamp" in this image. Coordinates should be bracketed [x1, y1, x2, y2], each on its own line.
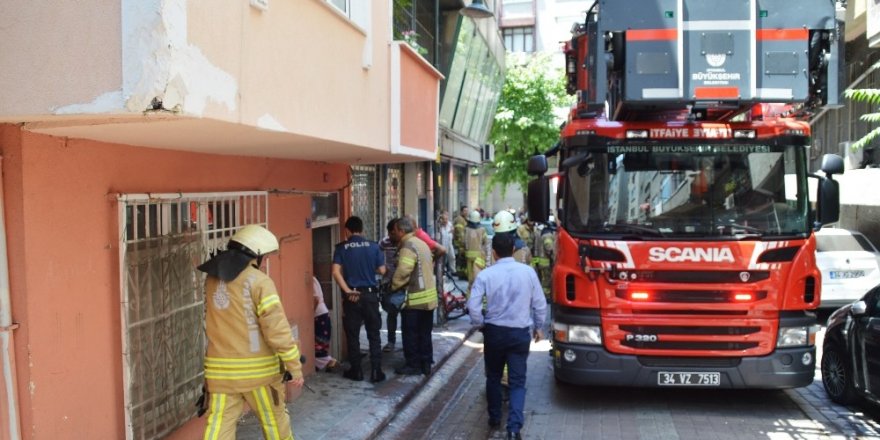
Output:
[460, 0, 494, 19]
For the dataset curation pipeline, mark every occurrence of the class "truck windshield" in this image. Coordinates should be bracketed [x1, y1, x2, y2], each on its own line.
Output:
[563, 144, 809, 239]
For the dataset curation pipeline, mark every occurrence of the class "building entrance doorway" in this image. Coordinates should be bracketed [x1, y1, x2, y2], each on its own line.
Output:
[312, 224, 340, 363]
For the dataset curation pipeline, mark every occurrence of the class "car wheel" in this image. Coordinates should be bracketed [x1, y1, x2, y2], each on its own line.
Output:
[821, 344, 858, 405]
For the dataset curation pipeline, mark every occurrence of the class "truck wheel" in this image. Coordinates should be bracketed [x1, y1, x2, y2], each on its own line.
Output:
[821, 344, 858, 405]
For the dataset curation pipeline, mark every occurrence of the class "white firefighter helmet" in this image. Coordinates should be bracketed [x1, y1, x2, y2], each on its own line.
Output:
[230, 224, 279, 257]
[492, 210, 517, 233]
[468, 210, 482, 223]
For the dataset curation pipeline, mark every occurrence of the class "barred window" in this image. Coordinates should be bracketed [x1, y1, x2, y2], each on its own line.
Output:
[118, 191, 268, 440]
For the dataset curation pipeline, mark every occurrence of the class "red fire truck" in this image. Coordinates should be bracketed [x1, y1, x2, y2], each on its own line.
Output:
[527, 0, 847, 388]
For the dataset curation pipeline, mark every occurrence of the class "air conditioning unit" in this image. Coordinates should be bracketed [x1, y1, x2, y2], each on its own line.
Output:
[842, 141, 861, 170]
[482, 144, 494, 163]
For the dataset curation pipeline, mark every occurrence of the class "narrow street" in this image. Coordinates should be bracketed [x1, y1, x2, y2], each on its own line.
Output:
[378, 329, 880, 440]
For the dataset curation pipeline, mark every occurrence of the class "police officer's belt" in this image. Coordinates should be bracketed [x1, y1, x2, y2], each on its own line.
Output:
[352, 286, 379, 293]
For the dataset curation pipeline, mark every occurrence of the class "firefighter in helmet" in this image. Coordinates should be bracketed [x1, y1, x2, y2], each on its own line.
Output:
[516, 214, 535, 257]
[492, 210, 531, 265]
[197, 225, 303, 440]
[453, 206, 469, 278]
[464, 209, 489, 294]
[533, 216, 557, 299]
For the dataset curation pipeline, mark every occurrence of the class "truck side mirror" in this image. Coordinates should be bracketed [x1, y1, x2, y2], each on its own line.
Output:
[820, 153, 844, 176]
[817, 176, 840, 225]
[527, 155, 548, 176]
[527, 177, 550, 223]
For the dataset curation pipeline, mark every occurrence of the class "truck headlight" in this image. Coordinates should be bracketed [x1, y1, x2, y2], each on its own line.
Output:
[777, 325, 819, 348]
[554, 322, 602, 345]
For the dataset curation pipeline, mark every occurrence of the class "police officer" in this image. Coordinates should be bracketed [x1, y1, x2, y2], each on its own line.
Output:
[197, 224, 304, 440]
[332, 216, 387, 383]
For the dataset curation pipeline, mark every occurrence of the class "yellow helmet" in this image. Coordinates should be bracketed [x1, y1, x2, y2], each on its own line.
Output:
[230, 224, 279, 257]
[492, 210, 517, 233]
[468, 210, 482, 223]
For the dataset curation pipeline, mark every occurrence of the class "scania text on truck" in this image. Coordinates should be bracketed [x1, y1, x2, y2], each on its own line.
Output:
[526, 0, 847, 388]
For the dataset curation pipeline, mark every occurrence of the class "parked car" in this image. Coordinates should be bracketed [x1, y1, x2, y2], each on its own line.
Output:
[815, 228, 880, 309]
[821, 285, 880, 405]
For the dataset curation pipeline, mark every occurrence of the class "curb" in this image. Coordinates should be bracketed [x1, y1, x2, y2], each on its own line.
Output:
[365, 325, 478, 440]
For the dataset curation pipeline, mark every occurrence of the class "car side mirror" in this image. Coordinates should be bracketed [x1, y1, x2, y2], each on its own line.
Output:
[852, 300, 867, 316]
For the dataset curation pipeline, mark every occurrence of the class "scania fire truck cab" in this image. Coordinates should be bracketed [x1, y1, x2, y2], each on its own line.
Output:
[527, 0, 847, 388]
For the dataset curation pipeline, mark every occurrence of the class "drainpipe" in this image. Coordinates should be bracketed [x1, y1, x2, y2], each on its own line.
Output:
[0, 156, 21, 440]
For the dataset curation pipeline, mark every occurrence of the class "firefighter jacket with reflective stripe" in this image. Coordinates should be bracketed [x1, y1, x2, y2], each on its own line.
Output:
[453, 215, 467, 249]
[464, 225, 488, 269]
[532, 229, 556, 267]
[516, 224, 534, 250]
[204, 265, 303, 394]
[391, 233, 437, 310]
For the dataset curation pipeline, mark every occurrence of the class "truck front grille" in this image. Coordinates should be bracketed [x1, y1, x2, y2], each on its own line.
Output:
[605, 319, 774, 356]
[622, 340, 760, 350]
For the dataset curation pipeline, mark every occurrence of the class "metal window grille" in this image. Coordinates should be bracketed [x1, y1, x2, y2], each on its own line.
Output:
[351, 165, 380, 240]
[384, 165, 403, 227]
[118, 191, 268, 440]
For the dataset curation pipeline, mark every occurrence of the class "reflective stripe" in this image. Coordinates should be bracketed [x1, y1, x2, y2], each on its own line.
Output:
[465, 251, 481, 258]
[205, 355, 278, 368]
[532, 257, 550, 266]
[279, 346, 300, 362]
[203, 393, 227, 440]
[399, 256, 416, 267]
[252, 386, 281, 440]
[205, 364, 280, 380]
[407, 288, 437, 306]
[257, 295, 281, 315]
[474, 258, 485, 268]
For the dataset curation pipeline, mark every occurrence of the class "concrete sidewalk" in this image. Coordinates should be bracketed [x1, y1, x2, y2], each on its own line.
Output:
[236, 310, 475, 440]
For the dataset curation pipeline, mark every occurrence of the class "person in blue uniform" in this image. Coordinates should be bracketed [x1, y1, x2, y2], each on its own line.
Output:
[332, 216, 387, 383]
[467, 232, 547, 440]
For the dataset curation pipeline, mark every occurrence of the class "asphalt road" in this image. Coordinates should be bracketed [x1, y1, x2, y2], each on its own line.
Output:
[379, 325, 880, 440]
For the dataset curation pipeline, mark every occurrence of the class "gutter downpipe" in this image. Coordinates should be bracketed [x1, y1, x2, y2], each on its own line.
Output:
[0, 156, 21, 440]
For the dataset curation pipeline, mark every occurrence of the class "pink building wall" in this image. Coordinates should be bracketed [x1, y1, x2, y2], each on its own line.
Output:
[0, 124, 350, 439]
[400, 48, 441, 154]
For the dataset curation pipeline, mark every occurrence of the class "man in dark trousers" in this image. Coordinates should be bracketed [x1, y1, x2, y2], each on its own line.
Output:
[332, 216, 387, 383]
[390, 216, 438, 375]
[467, 233, 547, 440]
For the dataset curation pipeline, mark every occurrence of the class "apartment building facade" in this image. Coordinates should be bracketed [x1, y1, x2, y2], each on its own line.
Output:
[0, 1, 442, 439]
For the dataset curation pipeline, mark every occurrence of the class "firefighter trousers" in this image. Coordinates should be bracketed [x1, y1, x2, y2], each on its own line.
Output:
[202, 380, 294, 440]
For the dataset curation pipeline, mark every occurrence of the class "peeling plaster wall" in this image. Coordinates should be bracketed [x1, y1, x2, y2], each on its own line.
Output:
[3, 0, 396, 154]
[0, 1, 122, 118]
[121, 0, 238, 115]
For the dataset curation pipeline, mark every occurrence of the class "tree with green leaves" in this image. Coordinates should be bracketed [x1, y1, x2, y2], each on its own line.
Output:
[844, 88, 880, 151]
[486, 53, 571, 196]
